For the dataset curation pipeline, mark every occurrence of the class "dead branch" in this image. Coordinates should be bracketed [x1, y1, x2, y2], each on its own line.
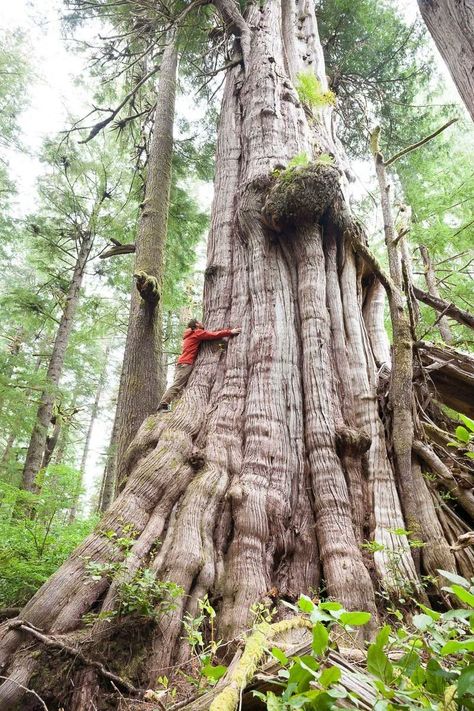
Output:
[78, 65, 161, 143]
[384, 117, 458, 166]
[99, 243, 136, 259]
[413, 286, 474, 330]
[413, 440, 474, 518]
[0, 676, 48, 711]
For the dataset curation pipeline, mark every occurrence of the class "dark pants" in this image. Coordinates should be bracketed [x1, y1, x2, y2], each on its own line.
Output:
[159, 364, 193, 406]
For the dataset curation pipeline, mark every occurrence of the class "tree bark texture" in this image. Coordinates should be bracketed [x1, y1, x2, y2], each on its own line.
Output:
[113, 36, 178, 492]
[417, 0, 474, 120]
[20, 231, 94, 492]
[0, 3, 472, 708]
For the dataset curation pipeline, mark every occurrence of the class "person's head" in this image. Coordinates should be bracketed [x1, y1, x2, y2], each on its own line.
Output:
[187, 318, 204, 330]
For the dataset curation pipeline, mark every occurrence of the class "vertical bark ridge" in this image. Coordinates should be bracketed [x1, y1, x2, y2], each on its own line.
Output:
[339, 244, 418, 593]
[324, 225, 366, 542]
[295, 225, 377, 629]
[362, 279, 391, 367]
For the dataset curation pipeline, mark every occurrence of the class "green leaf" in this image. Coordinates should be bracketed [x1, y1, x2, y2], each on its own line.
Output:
[441, 639, 474, 656]
[450, 584, 474, 607]
[367, 643, 394, 683]
[312, 623, 329, 656]
[425, 658, 450, 694]
[458, 664, 474, 699]
[413, 613, 435, 631]
[319, 602, 343, 611]
[417, 603, 441, 621]
[319, 665, 341, 688]
[339, 611, 372, 627]
[442, 608, 473, 621]
[271, 646, 289, 666]
[298, 594, 315, 613]
[375, 624, 391, 649]
[201, 664, 227, 682]
[266, 690, 285, 710]
[459, 415, 474, 432]
[455, 426, 470, 443]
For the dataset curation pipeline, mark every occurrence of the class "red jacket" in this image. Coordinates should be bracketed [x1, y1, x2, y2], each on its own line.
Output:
[177, 328, 233, 365]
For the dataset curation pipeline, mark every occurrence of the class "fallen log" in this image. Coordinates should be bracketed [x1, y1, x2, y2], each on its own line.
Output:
[416, 342, 474, 418]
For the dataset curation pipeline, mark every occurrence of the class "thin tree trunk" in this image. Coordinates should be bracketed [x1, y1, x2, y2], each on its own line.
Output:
[0, 433, 16, 480]
[52, 395, 78, 466]
[114, 35, 178, 491]
[97, 410, 118, 514]
[419, 244, 453, 343]
[20, 231, 94, 492]
[69, 347, 110, 522]
[417, 0, 474, 120]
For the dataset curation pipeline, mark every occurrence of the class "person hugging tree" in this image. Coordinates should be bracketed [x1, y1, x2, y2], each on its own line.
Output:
[157, 318, 241, 411]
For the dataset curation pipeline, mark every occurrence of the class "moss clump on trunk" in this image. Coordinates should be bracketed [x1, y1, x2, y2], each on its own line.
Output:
[262, 163, 340, 231]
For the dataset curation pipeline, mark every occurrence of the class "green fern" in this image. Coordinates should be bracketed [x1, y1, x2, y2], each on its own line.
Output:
[295, 70, 336, 110]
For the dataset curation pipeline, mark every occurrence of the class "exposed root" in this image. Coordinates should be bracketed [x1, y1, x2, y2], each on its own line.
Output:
[7, 620, 140, 695]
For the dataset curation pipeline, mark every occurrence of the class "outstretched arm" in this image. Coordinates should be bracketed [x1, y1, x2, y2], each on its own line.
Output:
[195, 328, 241, 341]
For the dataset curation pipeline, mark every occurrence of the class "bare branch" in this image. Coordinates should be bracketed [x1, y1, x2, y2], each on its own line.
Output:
[413, 286, 474, 330]
[99, 243, 136, 259]
[384, 118, 458, 167]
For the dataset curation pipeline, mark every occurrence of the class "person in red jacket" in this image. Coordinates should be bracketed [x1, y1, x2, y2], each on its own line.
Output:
[157, 319, 241, 411]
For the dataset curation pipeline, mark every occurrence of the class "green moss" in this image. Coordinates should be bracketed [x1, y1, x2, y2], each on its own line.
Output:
[263, 162, 340, 230]
[210, 618, 312, 711]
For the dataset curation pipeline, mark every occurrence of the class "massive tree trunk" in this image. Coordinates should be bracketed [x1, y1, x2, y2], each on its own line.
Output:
[417, 0, 474, 120]
[20, 231, 94, 492]
[0, 3, 472, 708]
[113, 36, 178, 491]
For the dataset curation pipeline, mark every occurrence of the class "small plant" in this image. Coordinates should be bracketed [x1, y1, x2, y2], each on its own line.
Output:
[450, 414, 474, 459]
[295, 70, 335, 110]
[83, 559, 123, 581]
[118, 569, 183, 618]
[287, 152, 310, 169]
[183, 594, 221, 658]
[361, 539, 386, 554]
[250, 600, 275, 625]
[250, 575, 474, 710]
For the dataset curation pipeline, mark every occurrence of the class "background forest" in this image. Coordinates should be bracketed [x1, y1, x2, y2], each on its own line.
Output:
[0, 0, 472, 709]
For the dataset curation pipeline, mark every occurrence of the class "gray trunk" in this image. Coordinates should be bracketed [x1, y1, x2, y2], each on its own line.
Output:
[20, 231, 94, 492]
[417, 0, 474, 120]
[113, 36, 178, 492]
[69, 348, 109, 521]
